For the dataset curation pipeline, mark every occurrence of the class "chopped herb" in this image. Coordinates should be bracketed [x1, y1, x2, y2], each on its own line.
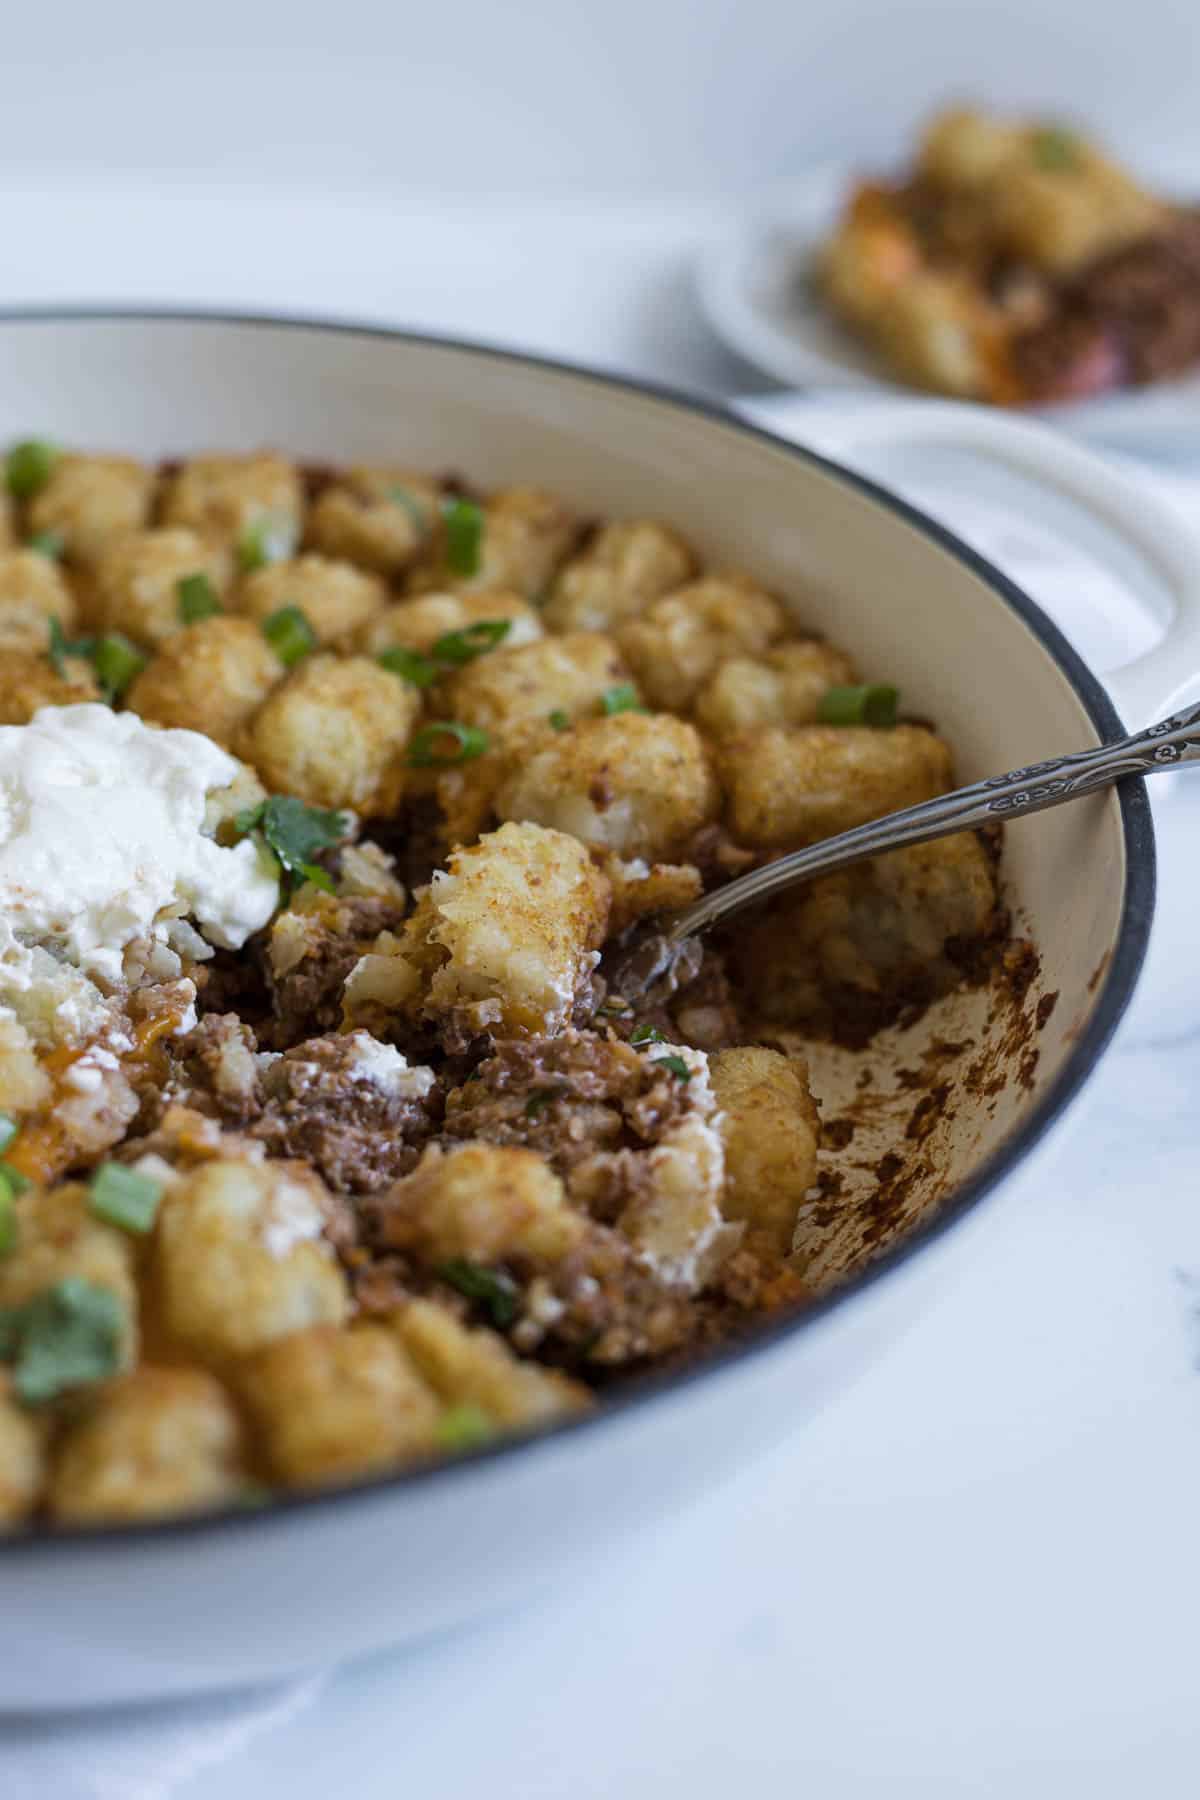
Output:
[92, 634, 147, 701]
[1, 1165, 30, 1197]
[436, 1258, 520, 1329]
[0, 1185, 14, 1257]
[436, 1403, 495, 1451]
[431, 619, 511, 665]
[88, 1163, 162, 1235]
[261, 604, 316, 667]
[631, 1022, 667, 1045]
[548, 709, 570, 732]
[407, 721, 490, 767]
[1031, 125, 1080, 170]
[177, 571, 222, 624]
[525, 1089, 558, 1117]
[28, 528, 65, 560]
[0, 1277, 123, 1405]
[389, 486, 429, 535]
[47, 614, 93, 677]
[237, 513, 296, 573]
[600, 684, 646, 716]
[442, 497, 484, 578]
[0, 1115, 16, 1155]
[817, 683, 899, 728]
[378, 646, 440, 688]
[654, 1053, 692, 1082]
[233, 794, 346, 896]
[7, 438, 59, 500]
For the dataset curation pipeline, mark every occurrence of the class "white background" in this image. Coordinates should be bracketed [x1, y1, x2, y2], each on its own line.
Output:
[2, 5, 1200, 1793]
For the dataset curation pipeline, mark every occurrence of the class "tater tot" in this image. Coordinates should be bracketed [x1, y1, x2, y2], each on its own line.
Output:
[0, 549, 78, 653]
[238, 554, 386, 647]
[49, 1367, 244, 1524]
[719, 723, 953, 847]
[0, 1375, 44, 1527]
[618, 574, 788, 710]
[161, 452, 303, 550]
[710, 1048, 820, 1255]
[28, 454, 155, 565]
[358, 587, 543, 657]
[448, 632, 630, 748]
[306, 466, 444, 576]
[544, 519, 696, 632]
[0, 1183, 139, 1368]
[378, 1143, 585, 1266]
[89, 528, 232, 649]
[392, 1299, 588, 1429]
[0, 650, 99, 724]
[693, 640, 858, 736]
[238, 1324, 439, 1489]
[126, 616, 283, 747]
[241, 653, 418, 814]
[495, 712, 718, 862]
[430, 485, 577, 599]
[156, 1158, 348, 1363]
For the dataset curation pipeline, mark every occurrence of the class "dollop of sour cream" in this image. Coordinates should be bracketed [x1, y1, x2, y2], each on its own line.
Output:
[0, 705, 280, 1008]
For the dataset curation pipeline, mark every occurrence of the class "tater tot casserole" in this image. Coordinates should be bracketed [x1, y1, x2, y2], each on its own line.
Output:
[0, 436, 1021, 1531]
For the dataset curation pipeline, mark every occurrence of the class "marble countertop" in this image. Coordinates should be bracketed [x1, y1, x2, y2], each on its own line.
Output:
[3, 183, 1199, 1800]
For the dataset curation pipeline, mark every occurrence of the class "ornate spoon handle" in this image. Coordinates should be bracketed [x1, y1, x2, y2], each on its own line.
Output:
[662, 699, 1200, 947]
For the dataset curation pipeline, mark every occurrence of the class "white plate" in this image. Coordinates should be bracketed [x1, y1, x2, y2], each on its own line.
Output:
[697, 159, 1200, 451]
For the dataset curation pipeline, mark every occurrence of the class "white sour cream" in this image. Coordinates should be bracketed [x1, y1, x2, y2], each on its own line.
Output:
[0, 705, 280, 1022]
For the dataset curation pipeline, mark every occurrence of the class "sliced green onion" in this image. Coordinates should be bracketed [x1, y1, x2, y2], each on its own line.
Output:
[378, 646, 440, 688]
[7, 439, 59, 500]
[631, 1023, 667, 1046]
[46, 614, 94, 677]
[92, 633, 147, 701]
[817, 683, 899, 728]
[548, 709, 570, 732]
[407, 721, 490, 768]
[237, 513, 297, 573]
[28, 528, 65, 560]
[0, 1115, 16, 1155]
[436, 1403, 495, 1451]
[600, 684, 646, 716]
[88, 1163, 162, 1235]
[436, 1258, 520, 1329]
[431, 619, 511, 665]
[262, 604, 316, 667]
[1031, 126, 1079, 170]
[0, 1277, 123, 1406]
[442, 497, 484, 578]
[389, 486, 429, 535]
[177, 571, 222, 624]
[654, 1053, 692, 1083]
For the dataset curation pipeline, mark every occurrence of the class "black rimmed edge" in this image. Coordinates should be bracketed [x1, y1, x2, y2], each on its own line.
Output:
[0, 307, 1155, 1557]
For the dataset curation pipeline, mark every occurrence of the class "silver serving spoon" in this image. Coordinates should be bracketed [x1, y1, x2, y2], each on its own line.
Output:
[605, 698, 1200, 1003]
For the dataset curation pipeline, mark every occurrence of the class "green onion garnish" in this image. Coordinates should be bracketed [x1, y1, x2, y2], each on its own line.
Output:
[389, 486, 429, 535]
[7, 439, 59, 500]
[600, 684, 646, 716]
[47, 614, 92, 677]
[177, 571, 222, 624]
[262, 604, 316, 667]
[431, 619, 511, 665]
[92, 633, 147, 701]
[817, 683, 899, 728]
[407, 721, 490, 768]
[378, 646, 440, 688]
[631, 1023, 667, 1046]
[28, 528, 65, 560]
[436, 1258, 520, 1329]
[1, 1164, 30, 1197]
[654, 1053, 692, 1082]
[88, 1162, 162, 1235]
[233, 794, 346, 895]
[0, 1115, 16, 1155]
[436, 1403, 495, 1451]
[1031, 126, 1079, 170]
[0, 1277, 123, 1406]
[237, 513, 297, 573]
[548, 709, 570, 732]
[442, 497, 484, 578]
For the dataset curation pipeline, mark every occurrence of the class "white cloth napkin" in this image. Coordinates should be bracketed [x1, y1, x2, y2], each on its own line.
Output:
[4, 394, 1199, 1797]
